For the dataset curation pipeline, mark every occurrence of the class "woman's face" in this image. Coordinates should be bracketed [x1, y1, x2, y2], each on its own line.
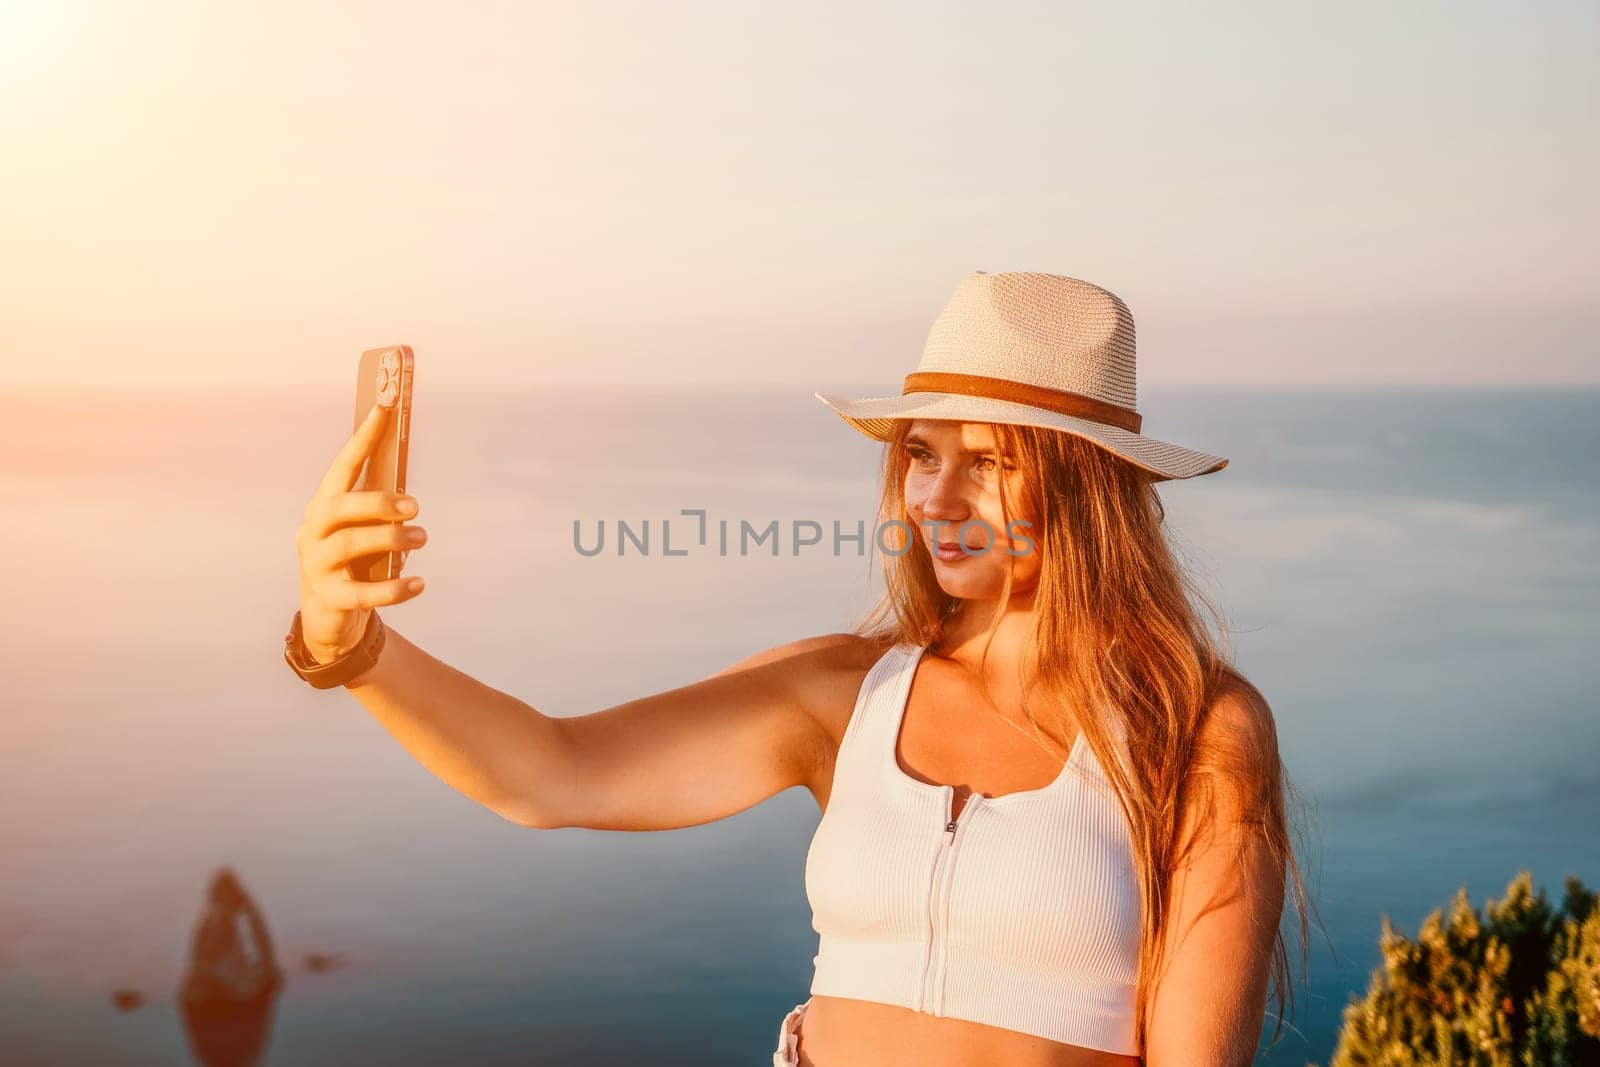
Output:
[902, 419, 1041, 601]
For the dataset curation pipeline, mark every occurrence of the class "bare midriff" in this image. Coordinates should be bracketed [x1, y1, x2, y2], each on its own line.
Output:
[795, 995, 1141, 1067]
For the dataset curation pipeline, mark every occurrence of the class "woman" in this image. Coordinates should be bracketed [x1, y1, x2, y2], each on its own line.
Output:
[287, 272, 1310, 1065]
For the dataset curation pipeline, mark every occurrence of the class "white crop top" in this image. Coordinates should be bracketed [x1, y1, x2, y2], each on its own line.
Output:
[803, 641, 1143, 1056]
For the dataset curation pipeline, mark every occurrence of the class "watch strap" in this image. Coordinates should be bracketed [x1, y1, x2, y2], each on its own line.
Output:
[283, 609, 386, 689]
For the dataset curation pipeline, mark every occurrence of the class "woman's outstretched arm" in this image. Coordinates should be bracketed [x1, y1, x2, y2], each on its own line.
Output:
[341, 627, 862, 831]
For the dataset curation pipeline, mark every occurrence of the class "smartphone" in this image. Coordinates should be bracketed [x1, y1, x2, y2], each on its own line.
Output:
[350, 345, 415, 582]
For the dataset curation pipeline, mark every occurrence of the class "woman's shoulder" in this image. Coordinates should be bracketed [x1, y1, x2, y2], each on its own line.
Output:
[714, 631, 897, 673]
[800, 632, 904, 747]
[1202, 668, 1278, 753]
[1184, 667, 1282, 815]
[716, 631, 902, 737]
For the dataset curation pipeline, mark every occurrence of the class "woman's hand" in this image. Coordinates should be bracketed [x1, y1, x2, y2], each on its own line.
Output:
[294, 400, 427, 663]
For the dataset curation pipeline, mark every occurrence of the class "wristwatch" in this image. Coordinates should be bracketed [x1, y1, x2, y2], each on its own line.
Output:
[283, 609, 386, 689]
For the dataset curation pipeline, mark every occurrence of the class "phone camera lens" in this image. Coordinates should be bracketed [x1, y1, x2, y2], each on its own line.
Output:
[376, 366, 399, 407]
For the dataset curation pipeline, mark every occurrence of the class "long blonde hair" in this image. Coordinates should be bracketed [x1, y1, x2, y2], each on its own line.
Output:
[855, 419, 1313, 1055]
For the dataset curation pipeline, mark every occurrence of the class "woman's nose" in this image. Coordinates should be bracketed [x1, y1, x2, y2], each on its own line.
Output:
[920, 469, 970, 524]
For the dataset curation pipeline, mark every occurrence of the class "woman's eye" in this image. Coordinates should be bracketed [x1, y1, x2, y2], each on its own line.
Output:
[975, 456, 997, 472]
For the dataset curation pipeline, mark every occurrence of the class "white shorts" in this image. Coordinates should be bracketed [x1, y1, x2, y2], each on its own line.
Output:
[771, 999, 810, 1066]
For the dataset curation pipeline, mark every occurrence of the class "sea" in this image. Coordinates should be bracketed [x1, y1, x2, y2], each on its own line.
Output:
[2, 383, 1596, 1065]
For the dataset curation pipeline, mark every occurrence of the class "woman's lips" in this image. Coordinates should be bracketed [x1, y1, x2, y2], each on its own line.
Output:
[934, 540, 981, 561]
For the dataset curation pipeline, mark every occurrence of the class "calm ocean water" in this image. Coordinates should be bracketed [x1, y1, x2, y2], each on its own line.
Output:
[2, 384, 1596, 1065]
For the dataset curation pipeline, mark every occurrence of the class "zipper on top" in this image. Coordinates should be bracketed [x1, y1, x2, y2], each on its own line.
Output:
[920, 786, 980, 1013]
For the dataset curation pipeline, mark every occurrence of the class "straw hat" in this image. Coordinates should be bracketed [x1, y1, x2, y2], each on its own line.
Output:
[815, 271, 1228, 482]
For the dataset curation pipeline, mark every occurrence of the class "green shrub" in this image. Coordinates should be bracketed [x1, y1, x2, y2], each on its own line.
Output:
[1321, 871, 1600, 1067]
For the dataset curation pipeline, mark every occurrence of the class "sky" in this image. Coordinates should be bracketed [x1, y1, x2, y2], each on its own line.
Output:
[2, 0, 1596, 391]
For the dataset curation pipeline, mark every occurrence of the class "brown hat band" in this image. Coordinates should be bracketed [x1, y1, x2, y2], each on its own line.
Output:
[902, 371, 1144, 434]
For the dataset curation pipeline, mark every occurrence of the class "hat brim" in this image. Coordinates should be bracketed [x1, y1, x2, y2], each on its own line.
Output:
[814, 390, 1228, 483]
